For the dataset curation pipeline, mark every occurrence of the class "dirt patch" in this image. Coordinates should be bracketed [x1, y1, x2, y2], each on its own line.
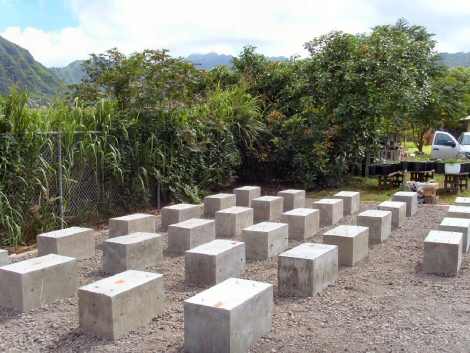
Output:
[1, 201, 469, 353]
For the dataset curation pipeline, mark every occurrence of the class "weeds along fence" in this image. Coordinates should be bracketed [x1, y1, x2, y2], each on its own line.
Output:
[0, 130, 161, 248]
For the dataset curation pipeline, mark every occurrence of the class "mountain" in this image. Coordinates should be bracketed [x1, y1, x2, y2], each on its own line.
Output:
[438, 52, 470, 68]
[50, 60, 86, 86]
[0, 35, 62, 103]
[186, 52, 287, 70]
[186, 52, 233, 70]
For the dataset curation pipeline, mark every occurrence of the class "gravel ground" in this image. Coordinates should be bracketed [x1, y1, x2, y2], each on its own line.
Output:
[1, 200, 469, 353]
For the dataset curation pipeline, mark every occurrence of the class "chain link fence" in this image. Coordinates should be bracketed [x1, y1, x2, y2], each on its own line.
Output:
[1, 131, 161, 244]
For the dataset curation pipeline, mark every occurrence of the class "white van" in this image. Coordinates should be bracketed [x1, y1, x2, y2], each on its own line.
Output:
[431, 131, 470, 159]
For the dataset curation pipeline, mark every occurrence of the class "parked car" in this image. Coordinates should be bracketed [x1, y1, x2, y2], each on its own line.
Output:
[431, 131, 470, 159]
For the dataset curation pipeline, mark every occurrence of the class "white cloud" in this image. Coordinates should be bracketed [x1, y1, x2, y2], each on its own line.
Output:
[1, 0, 470, 67]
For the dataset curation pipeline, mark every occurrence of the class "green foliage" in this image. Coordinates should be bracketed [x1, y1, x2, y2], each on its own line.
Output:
[67, 48, 205, 113]
[405, 66, 470, 151]
[0, 88, 58, 246]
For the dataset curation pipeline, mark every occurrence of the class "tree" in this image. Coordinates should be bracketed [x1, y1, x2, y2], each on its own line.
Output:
[303, 19, 440, 155]
[405, 66, 470, 151]
[67, 48, 204, 113]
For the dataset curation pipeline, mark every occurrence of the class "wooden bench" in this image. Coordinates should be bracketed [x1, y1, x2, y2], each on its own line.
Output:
[377, 171, 404, 190]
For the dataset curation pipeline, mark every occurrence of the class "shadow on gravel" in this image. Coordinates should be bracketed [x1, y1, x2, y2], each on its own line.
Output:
[0, 307, 22, 322]
[46, 327, 110, 352]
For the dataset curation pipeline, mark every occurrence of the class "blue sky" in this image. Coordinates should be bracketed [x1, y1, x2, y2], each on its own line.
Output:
[0, 0, 78, 31]
[1, 0, 470, 68]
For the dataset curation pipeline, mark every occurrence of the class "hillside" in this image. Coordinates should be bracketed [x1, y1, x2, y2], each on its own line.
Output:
[0, 35, 62, 103]
[439, 52, 470, 68]
[49, 60, 86, 86]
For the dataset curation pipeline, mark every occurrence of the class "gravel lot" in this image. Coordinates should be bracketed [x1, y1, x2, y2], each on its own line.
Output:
[1, 200, 469, 353]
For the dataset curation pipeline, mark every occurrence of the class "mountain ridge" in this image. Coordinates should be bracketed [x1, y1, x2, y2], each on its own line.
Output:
[0, 35, 62, 102]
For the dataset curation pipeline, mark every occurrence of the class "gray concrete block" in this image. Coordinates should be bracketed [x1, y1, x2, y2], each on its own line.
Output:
[103, 232, 163, 274]
[356, 210, 391, 244]
[455, 197, 470, 207]
[251, 196, 284, 222]
[79, 270, 164, 340]
[423, 230, 462, 275]
[323, 225, 369, 266]
[281, 208, 319, 241]
[447, 205, 470, 219]
[278, 243, 338, 296]
[0, 249, 8, 267]
[242, 222, 288, 259]
[204, 193, 237, 217]
[185, 239, 245, 286]
[215, 206, 253, 237]
[377, 201, 406, 228]
[277, 189, 306, 212]
[109, 213, 156, 238]
[161, 204, 201, 231]
[37, 226, 95, 259]
[333, 191, 360, 215]
[0, 254, 77, 312]
[168, 218, 215, 253]
[311, 199, 343, 226]
[439, 218, 470, 253]
[391, 191, 418, 217]
[233, 186, 261, 207]
[184, 278, 273, 353]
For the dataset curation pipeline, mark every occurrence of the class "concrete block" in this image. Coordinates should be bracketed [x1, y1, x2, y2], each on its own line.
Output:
[439, 218, 470, 253]
[251, 196, 284, 222]
[37, 226, 95, 259]
[79, 270, 164, 340]
[391, 192, 418, 217]
[185, 239, 245, 286]
[333, 191, 360, 215]
[377, 201, 406, 228]
[423, 230, 462, 275]
[161, 204, 201, 231]
[281, 208, 319, 241]
[242, 222, 288, 259]
[109, 213, 156, 238]
[311, 199, 343, 226]
[168, 218, 215, 253]
[204, 193, 237, 217]
[0, 249, 8, 267]
[103, 232, 163, 274]
[323, 225, 369, 266]
[215, 206, 253, 238]
[356, 210, 391, 244]
[278, 243, 338, 296]
[184, 278, 273, 353]
[0, 254, 77, 312]
[277, 189, 306, 211]
[447, 205, 470, 219]
[233, 186, 261, 207]
[455, 197, 470, 207]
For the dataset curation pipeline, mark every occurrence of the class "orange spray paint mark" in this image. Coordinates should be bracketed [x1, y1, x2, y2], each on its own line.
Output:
[115, 280, 125, 284]
[214, 301, 224, 307]
[33, 261, 42, 265]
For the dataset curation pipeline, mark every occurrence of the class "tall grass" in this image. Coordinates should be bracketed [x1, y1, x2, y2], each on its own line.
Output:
[0, 84, 264, 247]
